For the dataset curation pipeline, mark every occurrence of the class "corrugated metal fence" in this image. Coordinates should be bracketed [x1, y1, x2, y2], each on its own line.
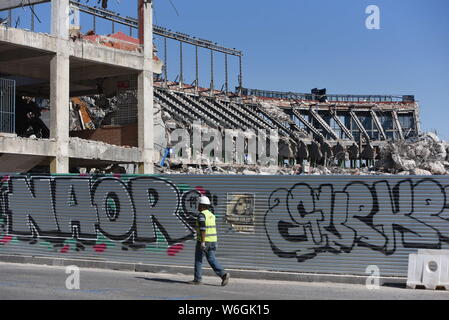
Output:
[1, 174, 449, 277]
[0, 78, 15, 134]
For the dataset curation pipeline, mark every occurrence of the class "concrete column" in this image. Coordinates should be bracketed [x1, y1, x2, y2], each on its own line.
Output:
[50, 0, 70, 174]
[51, 0, 69, 39]
[50, 53, 70, 173]
[138, 0, 154, 174]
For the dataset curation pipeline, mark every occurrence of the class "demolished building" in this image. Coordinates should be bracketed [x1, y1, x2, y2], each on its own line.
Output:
[67, 73, 427, 175]
[0, 0, 444, 176]
[0, 0, 155, 174]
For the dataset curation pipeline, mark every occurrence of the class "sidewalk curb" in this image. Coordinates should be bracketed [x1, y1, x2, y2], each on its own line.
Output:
[0, 254, 406, 286]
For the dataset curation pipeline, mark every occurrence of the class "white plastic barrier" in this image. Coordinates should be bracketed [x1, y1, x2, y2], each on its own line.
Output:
[407, 249, 449, 290]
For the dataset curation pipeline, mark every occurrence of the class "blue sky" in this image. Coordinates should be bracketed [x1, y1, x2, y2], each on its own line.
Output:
[4, 0, 449, 139]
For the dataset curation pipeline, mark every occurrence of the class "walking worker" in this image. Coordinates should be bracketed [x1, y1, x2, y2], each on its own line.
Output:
[189, 196, 230, 286]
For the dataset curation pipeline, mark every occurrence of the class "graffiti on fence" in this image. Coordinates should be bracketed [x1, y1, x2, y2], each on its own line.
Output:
[264, 178, 449, 262]
[0, 175, 214, 256]
[2, 175, 449, 264]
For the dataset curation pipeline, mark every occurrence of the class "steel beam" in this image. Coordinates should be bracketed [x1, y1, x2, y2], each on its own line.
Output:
[349, 110, 371, 142]
[330, 110, 354, 140]
[69, 1, 242, 57]
[370, 109, 386, 140]
[392, 110, 404, 140]
[0, 0, 49, 11]
[309, 108, 339, 140]
[291, 108, 324, 140]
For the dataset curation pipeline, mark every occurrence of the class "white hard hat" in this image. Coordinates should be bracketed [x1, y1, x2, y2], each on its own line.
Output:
[199, 196, 211, 205]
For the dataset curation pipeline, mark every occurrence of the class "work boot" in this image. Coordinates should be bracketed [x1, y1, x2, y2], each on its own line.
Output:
[221, 273, 230, 286]
[188, 280, 202, 285]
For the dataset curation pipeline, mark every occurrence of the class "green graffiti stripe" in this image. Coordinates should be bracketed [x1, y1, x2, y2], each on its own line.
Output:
[146, 228, 168, 253]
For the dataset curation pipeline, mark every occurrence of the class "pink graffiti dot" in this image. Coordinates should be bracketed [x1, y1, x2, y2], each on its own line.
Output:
[0, 236, 12, 244]
[1, 175, 10, 183]
[167, 243, 184, 256]
[93, 243, 107, 253]
[194, 186, 206, 195]
[60, 245, 70, 253]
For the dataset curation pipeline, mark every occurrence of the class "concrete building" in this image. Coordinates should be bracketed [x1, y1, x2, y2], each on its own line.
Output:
[0, 0, 155, 174]
[0, 0, 421, 174]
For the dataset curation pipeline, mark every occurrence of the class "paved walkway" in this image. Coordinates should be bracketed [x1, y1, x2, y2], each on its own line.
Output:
[0, 262, 448, 300]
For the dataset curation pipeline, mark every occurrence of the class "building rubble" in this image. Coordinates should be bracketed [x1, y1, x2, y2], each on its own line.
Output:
[12, 85, 441, 176]
[375, 132, 449, 175]
[57, 81, 445, 175]
[154, 132, 449, 176]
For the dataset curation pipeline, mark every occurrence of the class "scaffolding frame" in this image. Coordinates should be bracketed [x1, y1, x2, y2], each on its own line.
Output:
[0, 78, 15, 134]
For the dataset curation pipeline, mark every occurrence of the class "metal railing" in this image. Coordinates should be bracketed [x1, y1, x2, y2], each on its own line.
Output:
[239, 87, 411, 103]
[0, 78, 15, 134]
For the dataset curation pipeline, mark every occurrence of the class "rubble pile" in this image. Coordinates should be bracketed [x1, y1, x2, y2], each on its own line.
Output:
[259, 102, 292, 124]
[157, 132, 449, 176]
[157, 163, 377, 175]
[376, 132, 449, 175]
[69, 96, 118, 131]
[159, 164, 287, 175]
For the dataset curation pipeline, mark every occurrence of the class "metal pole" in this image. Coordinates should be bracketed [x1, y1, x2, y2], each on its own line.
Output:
[163, 38, 168, 83]
[8, 9, 12, 27]
[195, 45, 199, 92]
[31, 6, 35, 31]
[93, 15, 96, 32]
[239, 55, 243, 95]
[224, 53, 228, 93]
[210, 50, 214, 94]
[179, 41, 183, 88]
[112, 21, 115, 33]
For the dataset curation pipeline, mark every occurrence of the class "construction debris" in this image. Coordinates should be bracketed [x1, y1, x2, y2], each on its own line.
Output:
[61, 80, 448, 176]
[376, 132, 449, 175]
[69, 96, 118, 131]
[153, 131, 449, 176]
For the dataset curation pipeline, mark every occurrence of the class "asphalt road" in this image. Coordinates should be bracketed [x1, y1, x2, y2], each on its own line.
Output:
[0, 262, 448, 300]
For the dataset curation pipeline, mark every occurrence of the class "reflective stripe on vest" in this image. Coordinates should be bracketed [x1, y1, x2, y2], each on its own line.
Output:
[196, 209, 218, 243]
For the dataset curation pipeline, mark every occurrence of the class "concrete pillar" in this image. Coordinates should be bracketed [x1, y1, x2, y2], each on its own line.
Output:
[50, 0, 70, 174]
[138, 0, 154, 174]
[51, 0, 69, 39]
[50, 53, 70, 173]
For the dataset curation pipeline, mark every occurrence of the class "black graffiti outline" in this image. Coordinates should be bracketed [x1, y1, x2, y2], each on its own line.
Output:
[0, 175, 204, 250]
[126, 176, 194, 245]
[264, 178, 449, 263]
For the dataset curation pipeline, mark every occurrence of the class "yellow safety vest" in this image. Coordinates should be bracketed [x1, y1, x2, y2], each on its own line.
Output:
[196, 209, 218, 243]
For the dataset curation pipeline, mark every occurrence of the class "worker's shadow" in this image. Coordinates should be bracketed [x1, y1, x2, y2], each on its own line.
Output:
[135, 276, 219, 286]
[380, 282, 407, 289]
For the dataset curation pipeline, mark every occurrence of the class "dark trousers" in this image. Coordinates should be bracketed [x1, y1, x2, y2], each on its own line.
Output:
[194, 241, 225, 281]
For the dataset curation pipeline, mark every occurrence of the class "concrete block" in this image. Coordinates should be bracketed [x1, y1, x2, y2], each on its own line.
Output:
[407, 253, 423, 289]
[417, 249, 449, 256]
[407, 252, 449, 290]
